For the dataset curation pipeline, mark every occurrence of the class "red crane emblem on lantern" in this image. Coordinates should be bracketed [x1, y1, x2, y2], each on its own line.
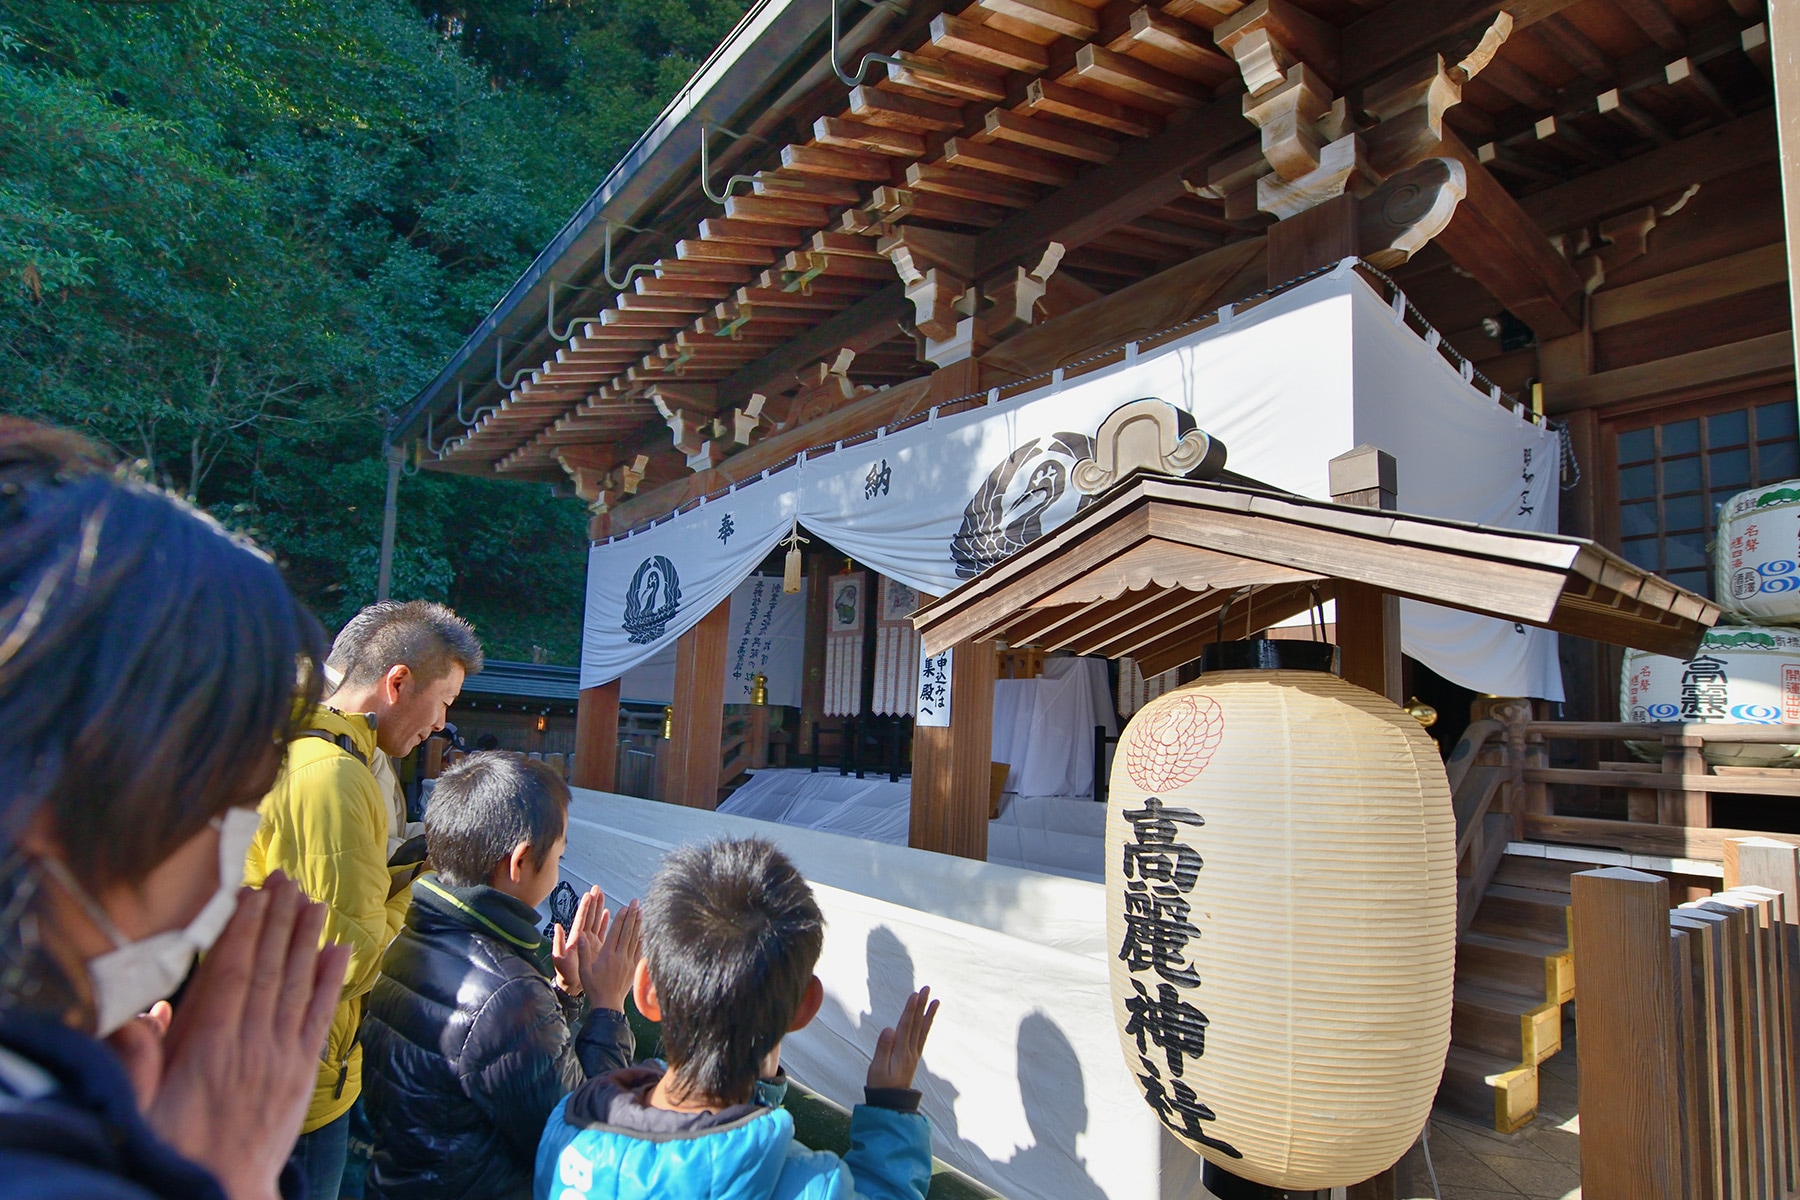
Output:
[1124, 693, 1225, 792]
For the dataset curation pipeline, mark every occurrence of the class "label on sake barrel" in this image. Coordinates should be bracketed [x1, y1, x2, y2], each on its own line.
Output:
[1620, 625, 1800, 766]
[1716, 481, 1800, 625]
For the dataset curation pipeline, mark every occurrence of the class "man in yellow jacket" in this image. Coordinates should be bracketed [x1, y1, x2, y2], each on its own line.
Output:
[246, 600, 482, 1200]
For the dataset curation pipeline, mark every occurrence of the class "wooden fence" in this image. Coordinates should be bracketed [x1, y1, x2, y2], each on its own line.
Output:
[1571, 837, 1800, 1199]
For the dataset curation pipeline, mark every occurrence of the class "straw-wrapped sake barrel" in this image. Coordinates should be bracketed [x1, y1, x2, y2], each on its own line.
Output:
[1105, 662, 1455, 1191]
[1621, 625, 1800, 766]
[1715, 480, 1800, 625]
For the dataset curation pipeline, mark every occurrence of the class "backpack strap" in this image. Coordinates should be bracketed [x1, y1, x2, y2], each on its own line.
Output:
[293, 728, 370, 768]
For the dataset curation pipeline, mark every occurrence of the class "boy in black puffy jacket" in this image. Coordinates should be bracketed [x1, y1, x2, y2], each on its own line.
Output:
[361, 753, 640, 1200]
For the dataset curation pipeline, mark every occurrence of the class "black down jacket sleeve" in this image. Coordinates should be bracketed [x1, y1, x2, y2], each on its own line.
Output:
[461, 981, 635, 1162]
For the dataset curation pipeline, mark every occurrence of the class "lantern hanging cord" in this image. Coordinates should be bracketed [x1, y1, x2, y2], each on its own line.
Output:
[1420, 1123, 1443, 1199]
[1306, 585, 1326, 644]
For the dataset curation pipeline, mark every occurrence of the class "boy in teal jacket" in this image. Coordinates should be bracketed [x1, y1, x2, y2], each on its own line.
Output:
[535, 837, 939, 1200]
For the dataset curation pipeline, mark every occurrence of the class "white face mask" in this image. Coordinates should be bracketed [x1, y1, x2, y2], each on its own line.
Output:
[39, 807, 262, 1036]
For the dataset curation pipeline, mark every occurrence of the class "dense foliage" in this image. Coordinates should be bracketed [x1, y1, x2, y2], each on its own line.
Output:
[0, 0, 749, 661]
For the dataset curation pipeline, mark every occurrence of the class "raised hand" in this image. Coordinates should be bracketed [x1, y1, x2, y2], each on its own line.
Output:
[578, 898, 641, 1013]
[867, 986, 939, 1092]
[136, 872, 349, 1200]
[552, 886, 605, 996]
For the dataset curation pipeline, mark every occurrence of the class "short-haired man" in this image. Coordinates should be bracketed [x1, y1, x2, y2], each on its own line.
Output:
[536, 837, 939, 1200]
[323, 600, 417, 855]
[247, 599, 483, 1200]
[362, 753, 639, 1200]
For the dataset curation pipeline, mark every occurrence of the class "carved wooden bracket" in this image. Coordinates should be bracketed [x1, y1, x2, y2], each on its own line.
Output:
[787, 349, 874, 428]
[1258, 132, 1374, 220]
[731, 392, 768, 446]
[978, 242, 1066, 343]
[1357, 158, 1468, 270]
[1214, 0, 1339, 95]
[1221, 9, 1509, 236]
[880, 228, 977, 343]
[1242, 64, 1331, 180]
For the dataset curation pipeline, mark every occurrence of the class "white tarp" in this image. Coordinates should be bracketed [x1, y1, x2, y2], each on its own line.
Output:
[582, 266, 1564, 699]
[619, 574, 806, 706]
[557, 789, 1208, 1200]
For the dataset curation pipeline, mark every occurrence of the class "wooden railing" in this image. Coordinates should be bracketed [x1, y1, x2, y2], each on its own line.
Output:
[1570, 840, 1800, 1199]
[1445, 715, 1511, 934]
[1496, 715, 1800, 864]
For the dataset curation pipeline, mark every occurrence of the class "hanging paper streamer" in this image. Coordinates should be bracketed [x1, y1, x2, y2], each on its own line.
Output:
[872, 575, 922, 717]
[1117, 656, 1182, 718]
[824, 571, 866, 717]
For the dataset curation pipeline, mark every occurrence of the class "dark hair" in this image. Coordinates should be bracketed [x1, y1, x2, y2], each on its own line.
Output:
[425, 752, 568, 887]
[0, 420, 325, 1014]
[333, 599, 482, 691]
[0, 419, 325, 883]
[325, 599, 403, 684]
[643, 838, 824, 1103]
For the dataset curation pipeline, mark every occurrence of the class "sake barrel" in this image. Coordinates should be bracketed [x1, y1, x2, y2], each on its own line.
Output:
[1620, 624, 1800, 767]
[1105, 664, 1455, 1191]
[1715, 480, 1800, 625]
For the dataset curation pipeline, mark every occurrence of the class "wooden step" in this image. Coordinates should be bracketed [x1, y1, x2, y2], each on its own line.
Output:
[1452, 984, 1564, 1064]
[1491, 854, 1583, 893]
[1437, 1045, 1538, 1134]
[1457, 930, 1575, 1004]
[1471, 883, 1573, 947]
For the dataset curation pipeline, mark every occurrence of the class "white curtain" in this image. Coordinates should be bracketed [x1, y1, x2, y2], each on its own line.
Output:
[582, 267, 1565, 698]
[618, 574, 806, 705]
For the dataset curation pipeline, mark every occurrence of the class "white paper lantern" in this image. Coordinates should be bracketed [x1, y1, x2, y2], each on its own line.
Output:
[1105, 660, 1455, 1191]
[1715, 481, 1800, 625]
[1620, 625, 1800, 767]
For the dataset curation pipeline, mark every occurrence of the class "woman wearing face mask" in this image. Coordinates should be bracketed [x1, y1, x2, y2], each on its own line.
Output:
[0, 420, 353, 1200]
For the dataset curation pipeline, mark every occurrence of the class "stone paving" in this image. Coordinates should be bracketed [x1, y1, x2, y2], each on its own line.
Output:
[1411, 1013, 1581, 1200]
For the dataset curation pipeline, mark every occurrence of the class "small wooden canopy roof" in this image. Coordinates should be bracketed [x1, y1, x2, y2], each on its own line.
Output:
[913, 474, 1718, 676]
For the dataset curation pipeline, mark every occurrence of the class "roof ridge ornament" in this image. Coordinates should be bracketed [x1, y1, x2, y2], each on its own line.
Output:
[1070, 398, 1228, 496]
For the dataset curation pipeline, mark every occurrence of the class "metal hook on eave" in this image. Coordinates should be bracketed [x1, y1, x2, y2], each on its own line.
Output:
[455, 381, 500, 426]
[830, 0, 908, 88]
[602, 221, 657, 292]
[495, 338, 533, 392]
[548, 280, 601, 343]
[700, 126, 759, 206]
[424, 412, 455, 458]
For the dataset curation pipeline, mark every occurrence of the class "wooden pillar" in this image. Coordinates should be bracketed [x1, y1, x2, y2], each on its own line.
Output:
[1770, 1, 1800, 381]
[748, 702, 770, 770]
[1571, 867, 1681, 1200]
[572, 679, 620, 792]
[1329, 445, 1403, 703]
[668, 599, 731, 809]
[799, 555, 827, 761]
[909, 630, 998, 860]
[1266, 193, 1358, 287]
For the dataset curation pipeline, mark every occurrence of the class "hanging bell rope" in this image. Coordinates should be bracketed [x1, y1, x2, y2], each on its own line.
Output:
[780, 516, 809, 594]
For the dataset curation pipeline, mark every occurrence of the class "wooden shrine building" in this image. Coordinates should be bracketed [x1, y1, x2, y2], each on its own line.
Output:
[391, 0, 1800, 1149]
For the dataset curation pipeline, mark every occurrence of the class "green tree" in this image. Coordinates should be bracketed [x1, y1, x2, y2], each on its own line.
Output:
[0, 0, 748, 662]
